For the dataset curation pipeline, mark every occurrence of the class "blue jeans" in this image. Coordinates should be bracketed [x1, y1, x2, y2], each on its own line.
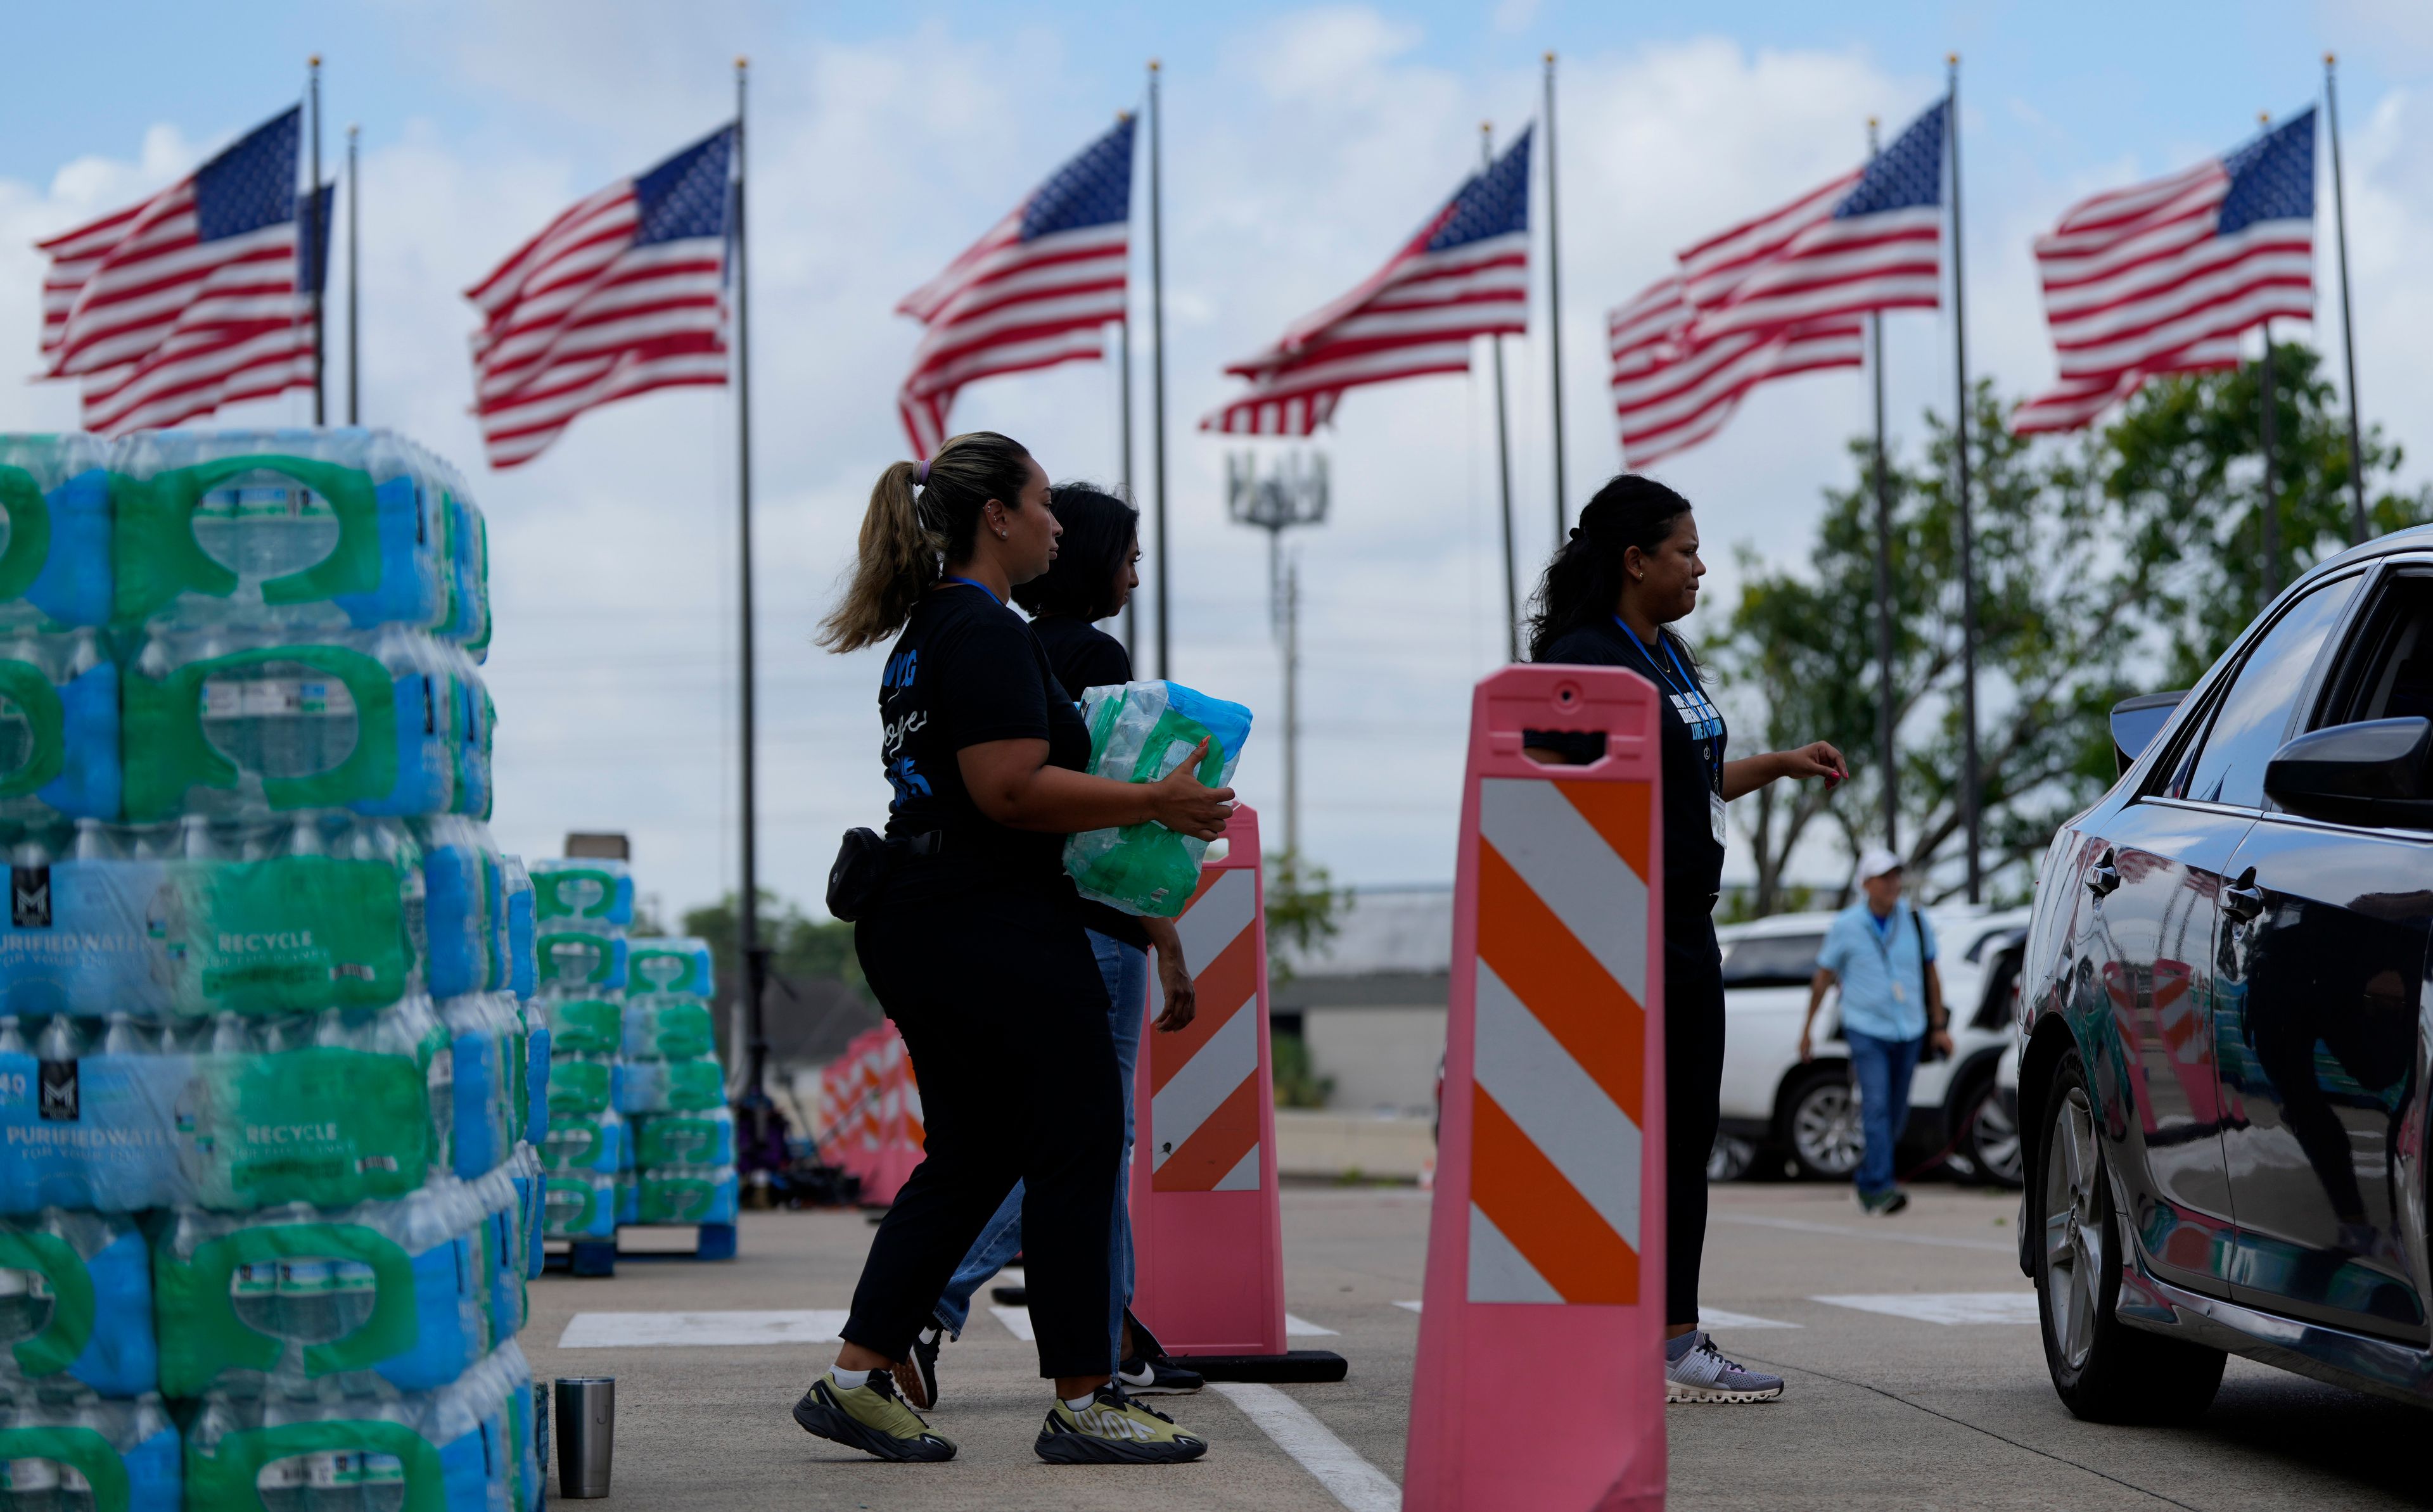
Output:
[1846, 1029, 1924, 1198]
[932, 929, 1146, 1368]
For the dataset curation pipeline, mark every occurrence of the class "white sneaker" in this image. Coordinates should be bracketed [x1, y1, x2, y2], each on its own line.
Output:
[1665, 1331, 1785, 1404]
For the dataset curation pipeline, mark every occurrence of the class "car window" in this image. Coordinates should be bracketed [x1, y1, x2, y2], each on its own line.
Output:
[2174, 576, 2361, 808]
[2315, 573, 2433, 730]
[1721, 932, 1824, 988]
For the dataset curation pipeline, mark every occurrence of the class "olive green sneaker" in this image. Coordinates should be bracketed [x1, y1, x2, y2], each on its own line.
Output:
[792, 1370, 956, 1462]
[1036, 1385, 1209, 1464]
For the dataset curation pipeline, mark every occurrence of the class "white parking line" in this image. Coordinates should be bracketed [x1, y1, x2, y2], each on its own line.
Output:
[558, 1311, 850, 1348]
[1813, 1292, 2040, 1325]
[1214, 1383, 1400, 1512]
[1716, 1213, 2015, 1254]
[990, 1306, 1035, 1341]
[1700, 1307, 1801, 1330]
[1285, 1313, 1339, 1337]
[1394, 1299, 1424, 1313]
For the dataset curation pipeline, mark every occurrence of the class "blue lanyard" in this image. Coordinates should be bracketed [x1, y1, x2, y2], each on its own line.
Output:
[1612, 616, 1696, 699]
[941, 575, 1002, 603]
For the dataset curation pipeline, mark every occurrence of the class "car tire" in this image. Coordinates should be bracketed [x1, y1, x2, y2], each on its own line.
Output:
[2032, 1048, 2224, 1424]
[1707, 1135, 1756, 1183]
[1947, 1072, 2025, 1190]
[1780, 1065, 1864, 1181]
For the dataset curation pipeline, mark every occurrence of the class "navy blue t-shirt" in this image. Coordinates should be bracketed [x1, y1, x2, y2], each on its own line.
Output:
[879, 582, 1090, 880]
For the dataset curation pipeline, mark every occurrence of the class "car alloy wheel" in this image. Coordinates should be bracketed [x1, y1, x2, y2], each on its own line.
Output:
[1788, 1074, 1863, 1179]
[2043, 1085, 2105, 1373]
[1707, 1135, 1756, 1183]
[1969, 1089, 2024, 1187]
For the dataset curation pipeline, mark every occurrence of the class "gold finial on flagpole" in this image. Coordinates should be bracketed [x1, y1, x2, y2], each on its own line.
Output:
[2326, 51, 2337, 65]
[1149, 58, 1161, 73]
[2260, 110, 2272, 125]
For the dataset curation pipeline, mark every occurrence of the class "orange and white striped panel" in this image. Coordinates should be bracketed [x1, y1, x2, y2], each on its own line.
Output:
[1147, 866, 1264, 1193]
[1467, 777, 1651, 1304]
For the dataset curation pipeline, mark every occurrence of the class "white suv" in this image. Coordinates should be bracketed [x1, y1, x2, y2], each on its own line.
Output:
[1709, 906, 2029, 1187]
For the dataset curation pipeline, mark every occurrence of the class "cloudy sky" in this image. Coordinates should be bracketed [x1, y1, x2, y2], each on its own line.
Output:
[1, 1, 2422, 916]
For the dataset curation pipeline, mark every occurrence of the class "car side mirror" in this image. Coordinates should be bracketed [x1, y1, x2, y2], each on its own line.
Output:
[2263, 716, 2433, 825]
[2109, 690, 2187, 778]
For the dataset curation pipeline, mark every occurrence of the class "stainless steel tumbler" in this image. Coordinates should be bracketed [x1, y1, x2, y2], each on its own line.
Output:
[555, 1376, 616, 1498]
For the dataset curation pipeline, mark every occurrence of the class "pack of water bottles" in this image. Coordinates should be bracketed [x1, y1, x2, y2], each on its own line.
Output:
[0, 428, 543, 1509]
[535, 858, 630, 1242]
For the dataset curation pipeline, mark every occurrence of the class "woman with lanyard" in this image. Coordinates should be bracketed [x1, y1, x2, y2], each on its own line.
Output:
[899, 481, 1208, 1411]
[803, 433, 1228, 1465]
[1524, 474, 1847, 1405]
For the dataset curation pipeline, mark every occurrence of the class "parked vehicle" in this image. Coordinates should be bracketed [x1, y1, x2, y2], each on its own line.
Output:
[2015, 526, 2433, 1423]
[1714, 906, 2029, 1186]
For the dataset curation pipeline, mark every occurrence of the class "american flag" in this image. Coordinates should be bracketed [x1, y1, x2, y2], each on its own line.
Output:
[35, 106, 326, 436]
[2012, 110, 2314, 434]
[1204, 128, 1530, 436]
[897, 117, 1135, 457]
[1609, 98, 1944, 465]
[466, 124, 735, 469]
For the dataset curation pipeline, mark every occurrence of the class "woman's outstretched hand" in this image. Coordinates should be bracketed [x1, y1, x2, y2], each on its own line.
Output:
[1778, 741, 1850, 790]
[1149, 737, 1236, 840]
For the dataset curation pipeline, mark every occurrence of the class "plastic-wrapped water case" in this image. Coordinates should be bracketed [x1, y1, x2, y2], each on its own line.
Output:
[442, 994, 522, 1181]
[544, 996, 620, 1058]
[622, 995, 715, 1061]
[542, 1171, 615, 1242]
[632, 1107, 735, 1171]
[121, 624, 483, 823]
[0, 1209, 155, 1396]
[418, 817, 502, 1001]
[500, 856, 535, 1000]
[535, 931, 626, 996]
[528, 859, 633, 934]
[1063, 680, 1253, 918]
[184, 1339, 533, 1512]
[0, 1390, 179, 1512]
[0, 630, 117, 824]
[626, 936, 712, 998]
[0, 813, 426, 1020]
[0, 434, 113, 629]
[615, 1055, 725, 1115]
[540, 1110, 624, 1177]
[636, 1165, 739, 1226]
[153, 1176, 501, 1396]
[546, 1051, 613, 1119]
[109, 428, 456, 632]
[0, 1016, 193, 1213]
[180, 1000, 453, 1212]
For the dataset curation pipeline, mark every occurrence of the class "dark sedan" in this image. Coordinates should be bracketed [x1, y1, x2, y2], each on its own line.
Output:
[2015, 524, 2433, 1422]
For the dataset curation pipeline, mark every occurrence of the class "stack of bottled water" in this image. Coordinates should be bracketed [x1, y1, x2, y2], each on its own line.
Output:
[535, 858, 631, 1242]
[620, 936, 738, 1228]
[0, 428, 544, 1511]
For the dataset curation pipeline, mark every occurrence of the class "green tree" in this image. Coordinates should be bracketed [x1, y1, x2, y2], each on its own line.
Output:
[680, 891, 867, 1001]
[1713, 342, 2427, 909]
[1263, 849, 1348, 985]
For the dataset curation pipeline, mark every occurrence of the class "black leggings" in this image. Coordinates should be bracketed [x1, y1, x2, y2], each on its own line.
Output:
[845, 883, 1122, 1379]
[1664, 915, 1726, 1328]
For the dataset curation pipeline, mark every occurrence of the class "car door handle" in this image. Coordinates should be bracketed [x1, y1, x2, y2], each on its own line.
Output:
[2222, 875, 2266, 924]
[2088, 852, 2121, 898]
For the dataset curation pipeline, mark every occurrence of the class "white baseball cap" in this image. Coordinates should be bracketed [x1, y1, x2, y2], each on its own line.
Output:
[1856, 846, 1904, 883]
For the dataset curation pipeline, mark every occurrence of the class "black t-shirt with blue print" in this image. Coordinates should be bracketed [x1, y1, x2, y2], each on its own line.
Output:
[879, 581, 1091, 880]
[1530, 616, 1729, 920]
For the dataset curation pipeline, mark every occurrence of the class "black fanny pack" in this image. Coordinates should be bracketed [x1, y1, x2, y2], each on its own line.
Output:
[826, 828, 946, 922]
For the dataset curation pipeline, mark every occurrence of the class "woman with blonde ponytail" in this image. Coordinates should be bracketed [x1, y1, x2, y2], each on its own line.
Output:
[795, 431, 1229, 1468]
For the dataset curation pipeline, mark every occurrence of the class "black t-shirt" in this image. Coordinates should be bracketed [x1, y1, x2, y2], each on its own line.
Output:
[879, 583, 1090, 880]
[1531, 617, 1729, 922]
[1026, 613, 1152, 951]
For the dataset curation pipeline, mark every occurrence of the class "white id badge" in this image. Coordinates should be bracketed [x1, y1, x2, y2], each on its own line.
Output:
[1708, 789, 1727, 846]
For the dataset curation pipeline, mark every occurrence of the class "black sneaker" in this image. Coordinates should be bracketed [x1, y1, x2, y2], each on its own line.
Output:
[1116, 1354, 1204, 1395]
[891, 1320, 944, 1410]
[1036, 1385, 1208, 1464]
[792, 1371, 956, 1462]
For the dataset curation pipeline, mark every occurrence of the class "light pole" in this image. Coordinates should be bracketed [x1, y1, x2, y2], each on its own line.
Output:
[1226, 451, 1329, 856]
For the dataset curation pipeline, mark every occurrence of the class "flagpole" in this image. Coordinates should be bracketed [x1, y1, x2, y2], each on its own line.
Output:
[1947, 56, 1981, 905]
[1484, 123, 1520, 663]
[733, 58, 769, 1118]
[1867, 117, 1898, 853]
[2326, 53, 2368, 544]
[2259, 315, 2280, 602]
[346, 124, 360, 425]
[1542, 51, 1569, 534]
[309, 56, 326, 426]
[1120, 109, 1139, 663]
[1149, 60, 1170, 680]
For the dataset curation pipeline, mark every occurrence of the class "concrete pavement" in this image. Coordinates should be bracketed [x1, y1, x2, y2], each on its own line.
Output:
[523, 1181, 2433, 1511]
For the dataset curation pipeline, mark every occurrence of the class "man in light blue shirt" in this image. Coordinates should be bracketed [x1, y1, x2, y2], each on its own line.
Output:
[1799, 848, 1950, 1214]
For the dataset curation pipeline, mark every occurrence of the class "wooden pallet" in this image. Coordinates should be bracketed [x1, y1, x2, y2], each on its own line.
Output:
[544, 1221, 738, 1276]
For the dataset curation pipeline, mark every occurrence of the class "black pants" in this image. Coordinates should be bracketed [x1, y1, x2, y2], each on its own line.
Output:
[1664, 913, 1726, 1328]
[845, 881, 1122, 1379]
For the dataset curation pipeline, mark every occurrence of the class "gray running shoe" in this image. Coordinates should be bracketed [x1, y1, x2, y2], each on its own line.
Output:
[1857, 1188, 1910, 1216]
[1665, 1331, 1785, 1404]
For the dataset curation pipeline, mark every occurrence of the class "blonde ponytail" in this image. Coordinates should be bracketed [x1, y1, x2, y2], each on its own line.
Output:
[818, 431, 1036, 653]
